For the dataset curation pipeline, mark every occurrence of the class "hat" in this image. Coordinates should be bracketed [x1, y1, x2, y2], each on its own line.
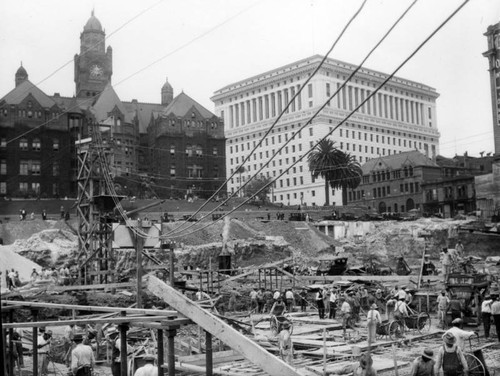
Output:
[485, 295, 491, 299]
[106, 327, 119, 336]
[282, 321, 291, 329]
[452, 318, 463, 325]
[39, 327, 46, 333]
[401, 286, 407, 290]
[443, 332, 456, 344]
[141, 354, 156, 361]
[422, 348, 434, 359]
[370, 303, 378, 309]
[73, 332, 84, 341]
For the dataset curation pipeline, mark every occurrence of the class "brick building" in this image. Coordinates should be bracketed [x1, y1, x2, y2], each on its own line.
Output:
[347, 150, 441, 213]
[0, 11, 225, 200]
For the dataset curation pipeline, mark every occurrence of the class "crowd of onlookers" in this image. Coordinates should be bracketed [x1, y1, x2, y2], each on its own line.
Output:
[2, 266, 77, 290]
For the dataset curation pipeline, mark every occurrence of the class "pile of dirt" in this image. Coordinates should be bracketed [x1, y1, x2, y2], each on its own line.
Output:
[0, 245, 42, 288]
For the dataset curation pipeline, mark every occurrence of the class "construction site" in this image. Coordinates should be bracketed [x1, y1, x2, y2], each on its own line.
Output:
[1, 186, 500, 376]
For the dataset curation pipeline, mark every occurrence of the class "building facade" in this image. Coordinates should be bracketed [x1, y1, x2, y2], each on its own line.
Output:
[212, 55, 440, 206]
[0, 67, 73, 198]
[0, 11, 225, 200]
[346, 150, 441, 213]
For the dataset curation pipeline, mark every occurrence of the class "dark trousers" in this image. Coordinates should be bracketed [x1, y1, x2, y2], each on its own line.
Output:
[329, 302, 337, 319]
[75, 367, 92, 376]
[494, 314, 500, 342]
[316, 300, 325, 319]
[482, 312, 491, 338]
[111, 362, 121, 376]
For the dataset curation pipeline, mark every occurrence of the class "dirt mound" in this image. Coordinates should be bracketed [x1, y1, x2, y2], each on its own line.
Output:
[0, 245, 43, 288]
[0, 218, 76, 245]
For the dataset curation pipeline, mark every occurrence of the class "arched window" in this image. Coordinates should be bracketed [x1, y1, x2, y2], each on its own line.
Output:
[186, 144, 192, 157]
[196, 145, 203, 157]
[33, 138, 41, 151]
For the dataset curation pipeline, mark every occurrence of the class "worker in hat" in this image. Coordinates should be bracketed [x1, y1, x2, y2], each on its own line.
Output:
[107, 326, 133, 376]
[134, 354, 157, 376]
[435, 332, 469, 376]
[422, 255, 436, 276]
[410, 348, 435, 376]
[366, 303, 382, 345]
[37, 329, 52, 376]
[481, 295, 493, 340]
[71, 332, 95, 376]
[436, 290, 450, 329]
[278, 321, 293, 365]
[337, 352, 377, 376]
[444, 318, 476, 351]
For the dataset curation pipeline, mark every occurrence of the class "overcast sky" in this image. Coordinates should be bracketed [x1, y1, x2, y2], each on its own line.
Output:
[1, 0, 499, 157]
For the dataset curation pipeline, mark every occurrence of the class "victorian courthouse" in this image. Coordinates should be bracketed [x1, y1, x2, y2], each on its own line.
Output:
[0, 12, 226, 199]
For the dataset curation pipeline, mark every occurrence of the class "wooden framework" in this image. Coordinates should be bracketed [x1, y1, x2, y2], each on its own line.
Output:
[75, 122, 116, 285]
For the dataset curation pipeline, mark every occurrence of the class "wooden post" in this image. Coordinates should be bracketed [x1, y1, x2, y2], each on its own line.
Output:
[157, 329, 164, 376]
[417, 243, 426, 289]
[119, 323, 128, 376]
[8, 310, 14, 376]
[270, 269, 273, 291]
[323, 328, 327, 376]
[258, 269, 261, 290]
[167, 328, 176, 376]
[137, 233, 143, 308]
[392, 344, 399, 376]
[32, 309, 38, 376]
[169, 244, 175, 287]
[206, 331, 213, 376]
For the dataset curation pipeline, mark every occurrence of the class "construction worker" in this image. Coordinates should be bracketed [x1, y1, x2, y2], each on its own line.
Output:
[329, 287, 338, 319]
[410, 348, 435, 376]
[394, 298, 409, 328]
[278, 321, 293, 365]
[71, 331, 95, 376]
[422, 255, 436, 276]
[366, 303, 382, 344]
[447, 294, 463, 324]
[256, 288, 264, 313]
[436, 290, 450, 329]
[263, 289, 274, 313]
[435, 332, 469, 376]
[299, 288, 308, 312]
[134, 354, 158, 376]
[107, 326, 133, 376]
[315, 288, 325, 319]
[249, 288, 258, 312]
[481, 295, 493, 340]
[441, 248, 452, 283]
[492, 295, 500, 342]
[340, 296, 354, 335]
[444, 319, 476, 351]
[284, 289, 295, 312]
[228, 288, 241, 312]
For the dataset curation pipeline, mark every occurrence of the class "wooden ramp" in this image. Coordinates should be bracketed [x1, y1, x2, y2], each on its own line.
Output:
[146, 275, 303, 376]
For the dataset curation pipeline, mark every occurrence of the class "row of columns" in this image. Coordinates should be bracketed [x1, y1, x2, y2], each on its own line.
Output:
[337, 83, 428, 126]
[228, 85, 303, 128]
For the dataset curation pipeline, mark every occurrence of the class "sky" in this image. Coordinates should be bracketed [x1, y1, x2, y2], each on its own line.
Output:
[1, 0, 499, 157]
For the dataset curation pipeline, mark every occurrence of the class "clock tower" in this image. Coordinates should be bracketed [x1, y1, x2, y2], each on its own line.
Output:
[74, 11, 113, 98]
[483, 20, 500, 155]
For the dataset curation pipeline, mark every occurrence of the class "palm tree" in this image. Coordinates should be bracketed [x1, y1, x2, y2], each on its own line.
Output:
[308, 139, 362, 206]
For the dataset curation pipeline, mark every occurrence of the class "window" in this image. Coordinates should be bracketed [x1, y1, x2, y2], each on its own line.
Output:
[20, 138, 28, 150]
[186, 144, 193, 157]
[31, 161, 41, 175]
[32, 138, 41, 151]
[32, 182, 40, 193]
[20, 160, 29, 175]
[19, 182, 28, 193]
[0, 182, 6, 194]
[212, 147, 218, 155]
[311, 190, 315, 197]
[196, 145, 203, 157]
[53, 139, 59, 151]
[170, 165, 176, 177]
[0, 160, 6, 175]
[308, 84, 313, 98]
[0, 138, 6, 148]
[52, 162, 59, 176]
[170, 145, 175, 156]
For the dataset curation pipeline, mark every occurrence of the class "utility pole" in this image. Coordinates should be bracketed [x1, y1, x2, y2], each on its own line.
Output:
[136, 224, 144, 308]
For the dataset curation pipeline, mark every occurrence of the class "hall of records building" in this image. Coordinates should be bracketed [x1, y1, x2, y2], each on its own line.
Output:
[212, 55, 440, 207]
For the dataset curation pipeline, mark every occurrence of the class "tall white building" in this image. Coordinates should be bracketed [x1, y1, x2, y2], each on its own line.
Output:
[211, 55, 440, 206]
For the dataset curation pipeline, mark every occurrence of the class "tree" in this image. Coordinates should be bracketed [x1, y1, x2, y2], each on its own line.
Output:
[245, 175, 273, 204]
[307, 139, 362, 206]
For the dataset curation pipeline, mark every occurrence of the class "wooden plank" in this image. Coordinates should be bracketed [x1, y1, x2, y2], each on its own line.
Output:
[1, 300, 177, 316]
[46, 282, 134, 292]
[146, 275, 302, 376]
[306, 356, 409, 375]
[2, 316, 191, 329]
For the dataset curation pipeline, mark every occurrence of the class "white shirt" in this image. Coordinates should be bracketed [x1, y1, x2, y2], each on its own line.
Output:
[444, 327, 475, 351]
[329, 292, 338, 303]
[134, 364, 158, 376]
[397, 290, 407, 300]
[481, 299, 493, 313]
[341, 301, 351, 314]
[367, 309, 382, 324]
[285, 290, 294, 300]
[273, 291, 281, 300]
